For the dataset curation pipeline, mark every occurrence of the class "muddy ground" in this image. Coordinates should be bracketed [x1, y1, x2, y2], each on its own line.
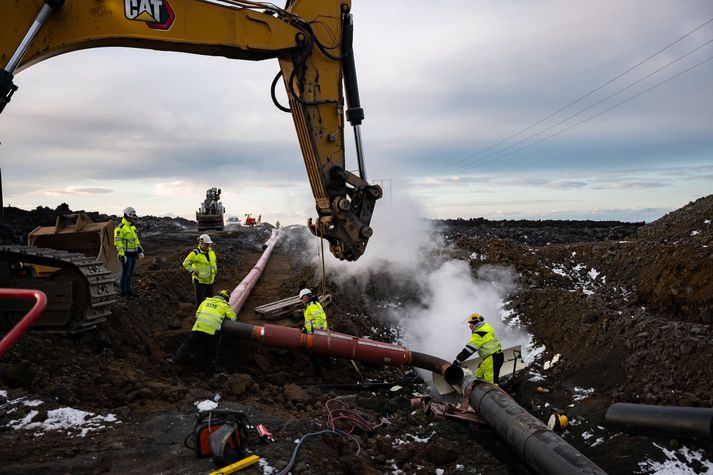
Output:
[1, 196, 712, 474]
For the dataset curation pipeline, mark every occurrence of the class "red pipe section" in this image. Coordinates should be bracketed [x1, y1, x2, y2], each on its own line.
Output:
[0, 288, 48, 357]
[228, 230, 279, 314]
[221, 320, 459, 378]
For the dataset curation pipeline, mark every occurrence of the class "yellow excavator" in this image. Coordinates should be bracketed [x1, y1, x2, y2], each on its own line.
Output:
[0, 0, 382, 331]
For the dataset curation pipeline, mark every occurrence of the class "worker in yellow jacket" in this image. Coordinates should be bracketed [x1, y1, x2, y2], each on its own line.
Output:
[183, 233, 217, 309]
[299, 288, 333, 377]
[452, 313, 504, 384]
[114, 206, 144, 297]
[171, 290, 236, 375]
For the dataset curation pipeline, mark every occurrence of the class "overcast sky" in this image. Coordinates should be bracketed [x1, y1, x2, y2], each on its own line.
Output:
[1, 0, 711, 225]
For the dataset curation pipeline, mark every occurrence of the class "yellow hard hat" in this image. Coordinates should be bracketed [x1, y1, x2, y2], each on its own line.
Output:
[547, 410, 569, 431]
[217, 290, 230, 301]
[467, 313, 483, 324]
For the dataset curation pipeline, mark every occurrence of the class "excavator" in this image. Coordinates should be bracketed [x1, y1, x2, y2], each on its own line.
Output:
[0, 0, 382, 332]
[196, 187, 225, 231]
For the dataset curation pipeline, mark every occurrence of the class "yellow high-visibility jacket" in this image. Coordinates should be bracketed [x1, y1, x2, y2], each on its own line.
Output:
[303, 300, 328, 333]
[456, 321, 502, 362]
[114, 217, 143, 257]
[192, 296, 237, 335]
[183, 248, 217, 284]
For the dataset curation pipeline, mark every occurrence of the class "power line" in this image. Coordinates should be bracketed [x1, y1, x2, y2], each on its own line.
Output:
[427, 16, 713, 177]
[442, 37, 713, 176]
[470, 54, 713, 170]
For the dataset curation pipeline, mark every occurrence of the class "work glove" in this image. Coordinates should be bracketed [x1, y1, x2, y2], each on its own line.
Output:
[451, 359, 461, 367]
[119, 255, 127, 264]
[139, 252, 145, 260]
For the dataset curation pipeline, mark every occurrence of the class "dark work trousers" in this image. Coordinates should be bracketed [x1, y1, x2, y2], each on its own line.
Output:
[119, 253, 138, 296]
[173, 330, 221, 375]
[309, 354, 325, 378]
[194, 282, 214, 310]
[492, 351, 505, 384]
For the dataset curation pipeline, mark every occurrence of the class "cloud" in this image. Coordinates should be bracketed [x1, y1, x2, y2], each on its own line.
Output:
[1, 0, 711, 225]
[42, 186, 113, 195]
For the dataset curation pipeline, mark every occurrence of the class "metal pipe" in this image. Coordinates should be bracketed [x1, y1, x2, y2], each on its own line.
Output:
[221, 320, 461, 378]
[462, 375, 606, 475]
[0, 289, 48, 357]
[228, 230, 279, 314]
[221, 318, 603, 474]
[605, 402, 713, 440]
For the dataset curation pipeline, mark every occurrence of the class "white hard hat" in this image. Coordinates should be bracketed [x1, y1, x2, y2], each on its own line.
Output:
[299, 288, 312, 299]
[123, 207, 137, 218]
[198, 233, 213, 244]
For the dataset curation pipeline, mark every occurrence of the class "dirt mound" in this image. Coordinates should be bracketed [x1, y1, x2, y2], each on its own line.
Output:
[1, 198, 712, 474]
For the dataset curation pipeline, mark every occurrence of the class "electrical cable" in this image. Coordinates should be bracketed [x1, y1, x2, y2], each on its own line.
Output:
[470, 54, 713, 170]
[443, 37, 713, 176]
[427, 16, 713, 177]
[277, 429, 355, 475]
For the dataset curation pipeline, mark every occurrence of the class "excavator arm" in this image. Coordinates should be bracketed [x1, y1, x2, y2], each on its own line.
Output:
[0, 0, 381, 261]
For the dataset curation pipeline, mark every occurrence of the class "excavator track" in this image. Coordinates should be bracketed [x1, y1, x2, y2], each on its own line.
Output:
[0, 245, 118, 333]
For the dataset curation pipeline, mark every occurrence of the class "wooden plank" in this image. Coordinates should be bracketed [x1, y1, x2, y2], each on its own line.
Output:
[255, 294, 331, 320]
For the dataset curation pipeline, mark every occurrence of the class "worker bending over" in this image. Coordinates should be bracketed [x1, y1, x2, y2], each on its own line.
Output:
[452, 313, 504, 384]
[183, 233, 217, 309]
[171, 290, 236, 376]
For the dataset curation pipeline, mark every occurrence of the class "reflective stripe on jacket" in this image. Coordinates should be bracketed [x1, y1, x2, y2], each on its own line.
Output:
[183, 248, 217, 284]
[114, 217, 142, 256]
[192, 296, 237, 335]
[465, 321, 503, 359]
[303, 299, 328, 333]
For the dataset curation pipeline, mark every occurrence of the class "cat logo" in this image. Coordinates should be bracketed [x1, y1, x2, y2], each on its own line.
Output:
[124, 0, 175, 31]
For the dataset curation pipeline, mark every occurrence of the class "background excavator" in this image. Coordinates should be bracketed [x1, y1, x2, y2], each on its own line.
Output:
[196, 187, 225, 231]
[0, 0, 382, 332]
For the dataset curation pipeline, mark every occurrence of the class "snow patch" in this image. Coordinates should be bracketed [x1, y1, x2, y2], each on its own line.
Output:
[638, 443, 713, 474]
[13, 407, 118, 438]
[194, 400, 219, 411]
[572, 387, 595, 401]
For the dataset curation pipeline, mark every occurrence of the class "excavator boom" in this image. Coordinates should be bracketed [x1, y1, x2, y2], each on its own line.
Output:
[0, 0, 381, 261]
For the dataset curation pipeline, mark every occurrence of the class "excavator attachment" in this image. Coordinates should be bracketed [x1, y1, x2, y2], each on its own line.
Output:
[0, 212, 119, 333]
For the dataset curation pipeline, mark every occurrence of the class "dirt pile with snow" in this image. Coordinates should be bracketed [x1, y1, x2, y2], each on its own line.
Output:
[1, 197, 712, 474]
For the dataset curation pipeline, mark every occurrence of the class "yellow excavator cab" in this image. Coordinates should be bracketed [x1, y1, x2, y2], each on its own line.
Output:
[28, 212, 121, 277]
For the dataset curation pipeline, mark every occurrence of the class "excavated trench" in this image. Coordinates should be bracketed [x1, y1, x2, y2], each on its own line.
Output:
[1, 196, 712, 474]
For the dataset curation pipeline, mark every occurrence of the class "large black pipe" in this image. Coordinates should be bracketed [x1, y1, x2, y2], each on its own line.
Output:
[462, 375, 606, 475]
[605, 402, 713, 440]
[223, 320, 603, 474]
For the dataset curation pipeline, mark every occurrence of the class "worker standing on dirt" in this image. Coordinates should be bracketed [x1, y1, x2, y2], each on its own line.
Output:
[171, 290, 236, 376]
[183, 234, 217, 309]
[452, 313, 504, 385]
[299, 288, 331, 377]
[114, 206, 144, 298]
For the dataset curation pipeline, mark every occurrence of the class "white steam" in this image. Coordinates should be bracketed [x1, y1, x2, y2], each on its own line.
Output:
[317, 196, 530, 362]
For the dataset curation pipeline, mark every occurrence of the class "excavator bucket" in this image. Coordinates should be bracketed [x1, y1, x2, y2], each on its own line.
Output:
[0, 212, 119, 333]
[28, 212, 121, 276]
